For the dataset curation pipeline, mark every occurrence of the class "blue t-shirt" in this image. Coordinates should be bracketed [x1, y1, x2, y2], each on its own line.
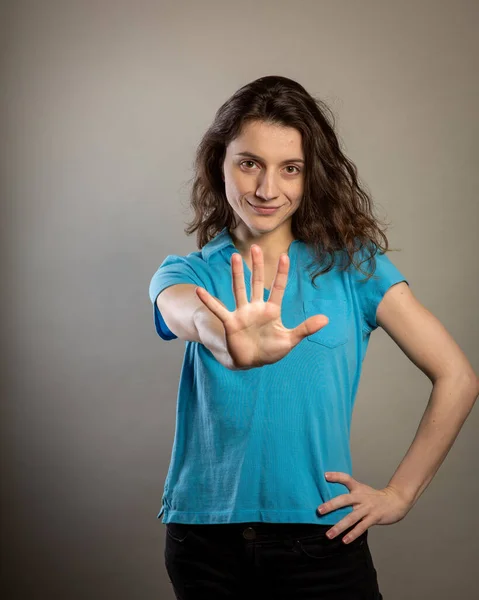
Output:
[148, 227, 408, 525]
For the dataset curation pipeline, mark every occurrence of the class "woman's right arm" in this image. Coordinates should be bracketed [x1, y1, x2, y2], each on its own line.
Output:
[158, 246, 329, 372]
[156, 284, 235, 369]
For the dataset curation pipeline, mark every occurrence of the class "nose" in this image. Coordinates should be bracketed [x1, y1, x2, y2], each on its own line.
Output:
[255, 169, 280, 201]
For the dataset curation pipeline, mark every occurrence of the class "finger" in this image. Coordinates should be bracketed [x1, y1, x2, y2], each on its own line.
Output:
[325, 472, 357, 491]
[289, 314, 329, 346]
[195, 287, 232, 323]
[231, 252, 249, 308]
[318, 493, 352, 515]
[267, 253, 289, 307]
[340, 517, 374, 544]
[325, 509, 368, 540]
[325, 472, 354, 485]
[250, 245, 265, 303]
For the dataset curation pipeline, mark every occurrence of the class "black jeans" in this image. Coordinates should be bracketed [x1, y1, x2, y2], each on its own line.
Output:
[164, 521, 383, 599]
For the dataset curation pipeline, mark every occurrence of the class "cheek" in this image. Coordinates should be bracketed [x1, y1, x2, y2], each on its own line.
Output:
[224, 181, 245, 208]
[227, 176, 248, 199]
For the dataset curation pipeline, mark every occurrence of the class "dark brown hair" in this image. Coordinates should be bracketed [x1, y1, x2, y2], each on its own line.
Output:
[184, 75, 397, 285]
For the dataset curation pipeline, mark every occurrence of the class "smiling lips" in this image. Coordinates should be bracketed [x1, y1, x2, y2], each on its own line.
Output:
[248, 201, 281, 214]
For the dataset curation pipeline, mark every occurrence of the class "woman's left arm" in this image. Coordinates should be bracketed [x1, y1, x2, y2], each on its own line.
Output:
[376, 281, 478, 504]
[317, 282, 479, 543]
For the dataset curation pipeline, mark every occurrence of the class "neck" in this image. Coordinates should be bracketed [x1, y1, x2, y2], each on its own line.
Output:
[229, 227, 295, 263]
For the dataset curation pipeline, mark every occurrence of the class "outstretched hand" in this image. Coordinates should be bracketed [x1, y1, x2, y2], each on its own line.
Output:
[195, 244, 329, 369]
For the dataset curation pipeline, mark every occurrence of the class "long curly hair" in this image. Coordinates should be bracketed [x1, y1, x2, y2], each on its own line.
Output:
[184, 75, 397, 285]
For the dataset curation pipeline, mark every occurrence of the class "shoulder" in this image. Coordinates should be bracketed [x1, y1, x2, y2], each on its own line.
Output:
[342, 244, 409, 333]
[158, 250, 204, 269]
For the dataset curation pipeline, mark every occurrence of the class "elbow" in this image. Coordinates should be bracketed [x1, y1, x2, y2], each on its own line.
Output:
[435, 370, 479, 399]
[473, 373, 479, 399]
[459, 370, 479, 397]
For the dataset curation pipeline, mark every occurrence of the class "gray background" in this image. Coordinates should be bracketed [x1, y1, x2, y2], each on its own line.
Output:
[1, 0, 478, 598]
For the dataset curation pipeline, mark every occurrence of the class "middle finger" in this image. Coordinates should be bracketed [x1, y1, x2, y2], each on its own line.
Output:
[231, 252, 249, 308]
[267, 253, 289, 308]
[250, 245, 265, 302]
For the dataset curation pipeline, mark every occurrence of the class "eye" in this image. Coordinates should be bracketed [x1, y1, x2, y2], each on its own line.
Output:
[285, 165, 301, 174]
[240, 161, 301, 174]
[240, 160, 257, 169]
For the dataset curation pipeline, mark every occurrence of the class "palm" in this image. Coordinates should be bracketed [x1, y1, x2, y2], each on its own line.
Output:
[195, 244, 329, 369]
[221, 297, 298, 368]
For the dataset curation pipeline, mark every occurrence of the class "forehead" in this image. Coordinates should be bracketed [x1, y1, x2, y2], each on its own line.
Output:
[227, 121, 303, 157]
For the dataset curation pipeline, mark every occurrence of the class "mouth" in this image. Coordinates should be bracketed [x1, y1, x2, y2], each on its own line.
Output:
[247, 201, 282, 215]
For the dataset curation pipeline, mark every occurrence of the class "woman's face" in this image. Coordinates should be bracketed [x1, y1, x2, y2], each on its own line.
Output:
[222, 120, 304, 237]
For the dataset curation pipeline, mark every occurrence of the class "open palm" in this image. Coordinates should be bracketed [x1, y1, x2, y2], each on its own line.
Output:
[195, 244, 329, 369]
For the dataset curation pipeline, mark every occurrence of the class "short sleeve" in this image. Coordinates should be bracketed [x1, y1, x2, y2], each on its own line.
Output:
[349, 248, 409, 334]
[148, 254, 205, 340]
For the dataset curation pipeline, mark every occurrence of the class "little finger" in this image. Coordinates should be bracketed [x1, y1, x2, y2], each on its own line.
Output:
[195, 288, 232, 323]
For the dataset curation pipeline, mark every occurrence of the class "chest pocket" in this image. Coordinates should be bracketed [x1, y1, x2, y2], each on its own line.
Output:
[303, 299, 349, 349]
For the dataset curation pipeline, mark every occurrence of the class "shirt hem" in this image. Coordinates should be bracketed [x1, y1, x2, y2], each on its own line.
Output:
[156, 506, 353, 526]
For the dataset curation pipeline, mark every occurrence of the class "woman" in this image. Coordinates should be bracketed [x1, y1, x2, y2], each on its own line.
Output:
[149, 75, 478, 599]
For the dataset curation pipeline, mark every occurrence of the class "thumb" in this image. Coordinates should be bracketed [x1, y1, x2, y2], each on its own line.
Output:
[291, 315, 329, 346]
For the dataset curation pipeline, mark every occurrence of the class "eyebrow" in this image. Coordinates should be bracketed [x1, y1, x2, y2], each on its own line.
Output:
[235, 151, 305, 165]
